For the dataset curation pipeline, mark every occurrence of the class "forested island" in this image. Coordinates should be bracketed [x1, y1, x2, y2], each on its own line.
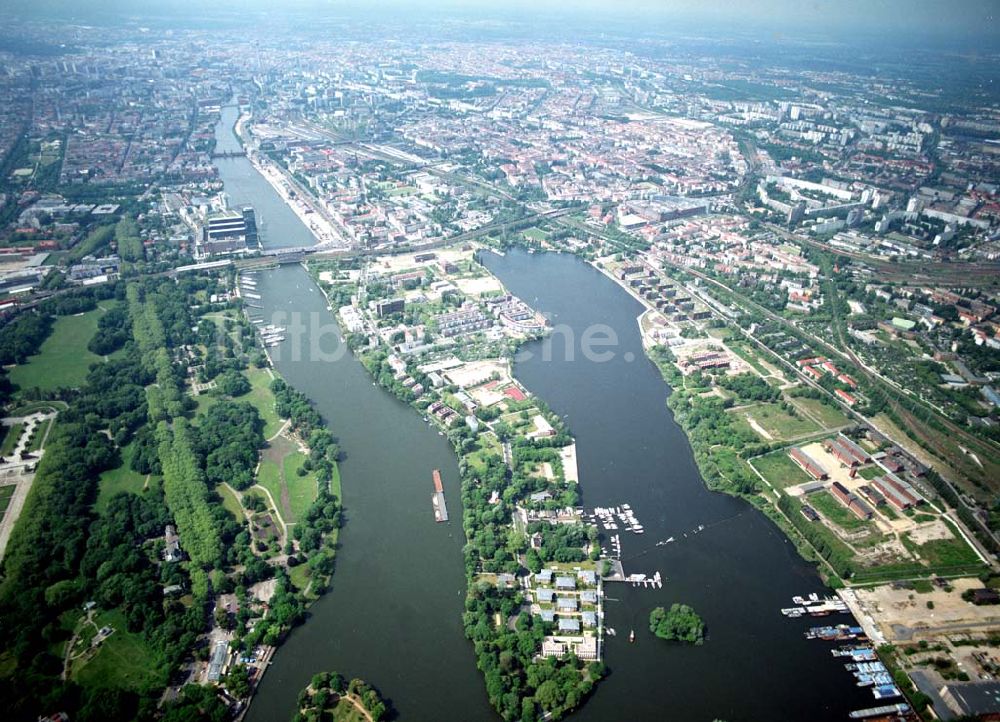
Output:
[649, 604, 706, 645]
[293, 672, 390, 722]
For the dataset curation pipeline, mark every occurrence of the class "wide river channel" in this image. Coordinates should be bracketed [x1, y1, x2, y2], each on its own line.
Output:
[213, 105, 873, 721]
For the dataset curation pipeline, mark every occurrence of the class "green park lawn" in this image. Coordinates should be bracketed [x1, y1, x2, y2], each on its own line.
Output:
[246, 366, 283, 438]
[288, 563, 311, 592]
[9, 307, 110, 391]
[331, 698, 370, 722]
[95, 443, 149, 513]
[466, 433, 503, 475]
[218, 483, 244, 522]
[283, 452, 320, 521]
[256, 459, 283, 515]
[0, 485, 15, 517]
[257, 447, 331, 525]
[0, 423, 24, 457]
[26, 417, 53, 452]
[72, 610, 169, 694]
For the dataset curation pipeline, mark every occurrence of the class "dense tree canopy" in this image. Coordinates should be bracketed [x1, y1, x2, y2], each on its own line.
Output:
[649, 604, 706, 645]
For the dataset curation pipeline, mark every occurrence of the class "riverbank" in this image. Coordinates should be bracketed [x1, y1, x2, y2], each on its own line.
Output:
[548, 243, 986, 591]
[583, 256, 833, 579]
[232, 111, 346, 247]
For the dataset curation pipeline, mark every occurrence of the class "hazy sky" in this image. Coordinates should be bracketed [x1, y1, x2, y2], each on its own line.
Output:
[4, 0, 998, 44]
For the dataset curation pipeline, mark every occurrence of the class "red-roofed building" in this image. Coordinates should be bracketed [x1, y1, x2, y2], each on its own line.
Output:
[835, 389, 857, 405]
[789, 447, 828, 480]
[825, 438, 860, 467]
[797, 356, 826, 368]
[837, 373, 858, 389]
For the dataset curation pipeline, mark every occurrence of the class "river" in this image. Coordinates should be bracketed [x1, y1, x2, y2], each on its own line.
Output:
[215, 105, 493, 722]
[480, 248, 873, 721]
[214, 105, 873, 721]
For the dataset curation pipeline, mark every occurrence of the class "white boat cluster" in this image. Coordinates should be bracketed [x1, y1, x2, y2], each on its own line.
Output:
[590, 504, 643, 534]
[258, 324, 286, 347]
[626, 571, 663, 588]
[240, 273, 263, 308]
[781, 593, 849, 618]
[605, 534, 621, 559]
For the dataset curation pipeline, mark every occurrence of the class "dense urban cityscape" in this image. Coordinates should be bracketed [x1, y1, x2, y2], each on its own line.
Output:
[0, 2, 998, 721]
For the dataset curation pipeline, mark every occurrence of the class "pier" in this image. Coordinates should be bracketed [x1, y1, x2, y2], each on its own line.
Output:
[625, 572, 663, 589]
[602, 561, 662, 588]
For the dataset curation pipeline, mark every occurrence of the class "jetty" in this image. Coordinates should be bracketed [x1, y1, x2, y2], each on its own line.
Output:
[625, 571, 662, 588]
[848, 703, 910, 719]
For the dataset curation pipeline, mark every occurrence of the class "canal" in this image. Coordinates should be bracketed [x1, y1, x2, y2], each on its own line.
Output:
[215, 105, 873, 720]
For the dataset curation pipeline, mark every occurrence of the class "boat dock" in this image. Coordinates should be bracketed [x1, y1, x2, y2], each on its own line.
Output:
[602, 563, 662, 589]
[780, 593, 849, 618]
[432, 469, 448, 522]
[625, 572, 662, 588]
[804, 624, 866, 641]
[848, 702, 911, 719]
[588, 504, 644, 534]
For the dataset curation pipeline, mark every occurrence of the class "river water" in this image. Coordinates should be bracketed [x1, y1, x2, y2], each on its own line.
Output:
[214, 105, 873, 721]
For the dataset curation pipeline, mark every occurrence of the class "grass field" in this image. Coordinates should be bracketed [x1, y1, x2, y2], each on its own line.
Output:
[9, 307, 109, 391]
[466, 433, 503, 476]
[751, 450, 812, 489]
[192, 390, 217, 417]
[808, 489, 874, 532]
[790, 396, 852, 429]
[0, 485, 15, 517]
[256, 459, 283, 515]
[0, 423, 23, 457]
[246, 366, 282, 438]
[218, 484, 244, 522]
[7, 401, 66, 417]
[734, 402, 820, 441]
[705, 327, 733, 340]
[904, 523, 984, 571]
[288, 563, 311, 591]
[332, 699, 369, 722]
[258, 447, 325, 525]
[95, 443, 148, 513]
[726, 341, 770, 376]
[857, 465, 882, 480]
[522, 227, 550, 242]
[72, 609, 169, 694]
[283, 452, 320, 521]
